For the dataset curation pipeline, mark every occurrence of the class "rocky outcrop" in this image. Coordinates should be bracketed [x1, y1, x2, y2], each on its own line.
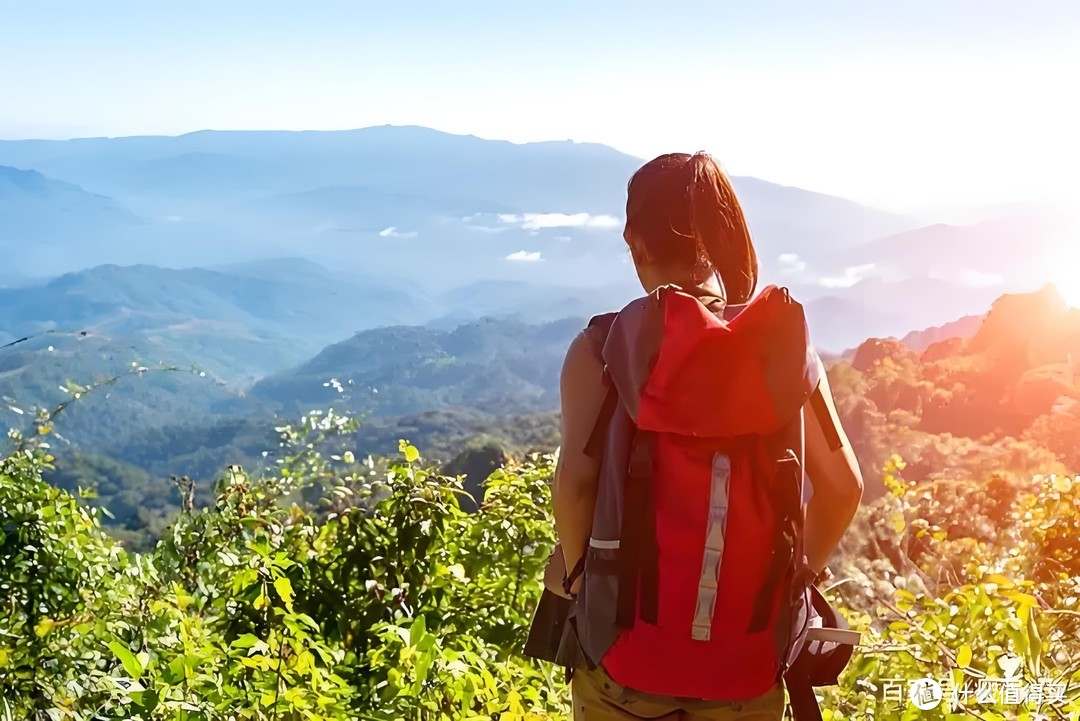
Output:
[968, 285, 1080, 378]
[911, 285, 1080, 435]
[851, 338, 917, 373]
[921, 337, 966, 362]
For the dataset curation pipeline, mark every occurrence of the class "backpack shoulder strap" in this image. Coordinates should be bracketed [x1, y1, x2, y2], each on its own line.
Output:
[584, 383, 618, 459]
[581, 312, 618, 460]
[581, 312, 617, 365]
[809, 382, 844, 453]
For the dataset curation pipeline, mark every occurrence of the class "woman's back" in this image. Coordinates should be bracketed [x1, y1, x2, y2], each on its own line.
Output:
[550, 151, 864, 720]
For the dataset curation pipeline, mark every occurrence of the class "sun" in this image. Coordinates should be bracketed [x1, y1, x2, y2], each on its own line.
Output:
[1046, 267, 1080, 309]
[1051, 280, 1080, 309]
[1042, 219, 1080, 309]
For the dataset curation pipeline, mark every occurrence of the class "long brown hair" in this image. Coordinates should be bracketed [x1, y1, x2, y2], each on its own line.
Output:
[624, 152, 758, 304]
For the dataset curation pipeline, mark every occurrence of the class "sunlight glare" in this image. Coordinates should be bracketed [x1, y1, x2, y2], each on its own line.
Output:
[1048, 229, 1080, 309]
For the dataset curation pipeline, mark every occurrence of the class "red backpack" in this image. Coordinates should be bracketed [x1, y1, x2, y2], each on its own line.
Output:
[571, 284, 822, 701]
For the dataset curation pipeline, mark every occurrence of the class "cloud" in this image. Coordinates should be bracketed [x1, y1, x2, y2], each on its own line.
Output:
[506, 250, 542, 262]
[378, 226, 417, 239]
[820, 263, 877, 288]
[777, 253, 807, 273]
[498, 212, 621, 230]
[465, 224, 510, 233]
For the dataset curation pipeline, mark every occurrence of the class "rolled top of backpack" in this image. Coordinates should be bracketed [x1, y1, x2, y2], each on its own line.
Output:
[603, 284, 820, 439]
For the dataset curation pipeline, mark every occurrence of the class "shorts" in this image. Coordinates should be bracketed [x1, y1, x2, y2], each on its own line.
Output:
[571, 664, 786, 721]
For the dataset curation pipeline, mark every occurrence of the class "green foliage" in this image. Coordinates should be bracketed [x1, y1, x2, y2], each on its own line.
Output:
[44, 452, 177, 551]
[820, 577, 1080, 720]
[14, 403, 1080, 720]
[1, 311, 574, 530]
[824, 454, 1080, 719]
[1, 411, 565, 720]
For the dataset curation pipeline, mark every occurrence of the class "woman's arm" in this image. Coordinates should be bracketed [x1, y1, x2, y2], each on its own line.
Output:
[803, 357, 865, 573]
[552, 331, 607, 593]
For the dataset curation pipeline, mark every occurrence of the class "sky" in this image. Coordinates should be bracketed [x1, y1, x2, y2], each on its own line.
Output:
[2, 0, 1079, 217]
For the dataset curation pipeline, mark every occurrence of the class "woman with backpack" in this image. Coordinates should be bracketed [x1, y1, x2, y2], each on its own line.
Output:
[550, 152, 865, 720]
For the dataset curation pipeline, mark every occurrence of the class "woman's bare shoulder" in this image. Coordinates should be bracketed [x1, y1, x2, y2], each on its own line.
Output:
[562, 329, 604, 388]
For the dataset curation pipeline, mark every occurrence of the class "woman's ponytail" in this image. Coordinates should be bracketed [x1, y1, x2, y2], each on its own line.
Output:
[686, 152, 758, 304]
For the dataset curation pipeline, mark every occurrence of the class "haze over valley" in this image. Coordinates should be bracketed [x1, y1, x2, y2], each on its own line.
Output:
[2, 125, 1073, 360]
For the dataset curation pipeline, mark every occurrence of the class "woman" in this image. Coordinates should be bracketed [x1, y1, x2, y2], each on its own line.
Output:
[551, 152, 864, 720]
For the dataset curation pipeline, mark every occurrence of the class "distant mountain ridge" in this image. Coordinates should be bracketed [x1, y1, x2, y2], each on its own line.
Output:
[0, 262, 435, 381]
[2, 124, 1068, 353]
[0, 125, 916, 290]
[900, 314, 985, 351]
[0, 165, 146, 276]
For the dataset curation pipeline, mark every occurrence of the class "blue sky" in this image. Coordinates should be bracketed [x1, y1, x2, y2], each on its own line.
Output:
[2, 1, 1078, 215]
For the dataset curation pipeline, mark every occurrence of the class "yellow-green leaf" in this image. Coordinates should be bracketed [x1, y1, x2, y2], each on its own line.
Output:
[34, 618, 56, 638]
[895, 589, 916, 613]
[108, 640, 144, 679]
[274, 577, 295, 605]
[404, 445, 420, 463]
[956, 644, 973, 668]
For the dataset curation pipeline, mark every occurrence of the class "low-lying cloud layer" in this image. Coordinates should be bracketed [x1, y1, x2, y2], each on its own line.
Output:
[506, 250, 542, 262]
[820, 263, 878, 289]
[378, 226, 418, 239]
[497, 213, 621, 230]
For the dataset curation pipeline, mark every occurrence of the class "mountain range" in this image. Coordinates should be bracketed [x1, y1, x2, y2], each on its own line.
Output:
[1, 126, 918, 291]
[11, 280, 1074, 551]
[0, 269, 1006, 488]
[1, 124, 1074, 358]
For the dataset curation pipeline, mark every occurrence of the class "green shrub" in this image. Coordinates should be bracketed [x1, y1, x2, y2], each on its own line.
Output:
[0, 413, 565, 720]
[5, 408, 1080, 720]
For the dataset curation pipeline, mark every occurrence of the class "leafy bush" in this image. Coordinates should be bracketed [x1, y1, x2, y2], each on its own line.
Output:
[5, 396, 1080, 719]
[0, 412, 565, 720]
[822, 457, 1080, 719]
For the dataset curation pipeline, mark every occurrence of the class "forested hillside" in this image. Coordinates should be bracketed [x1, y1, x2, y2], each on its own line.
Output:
[830, 285, 1080, 500]
[8, 283, 1075, 556]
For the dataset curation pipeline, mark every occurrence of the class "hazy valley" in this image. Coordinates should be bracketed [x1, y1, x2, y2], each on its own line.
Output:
[3, 125, 1078, 548]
